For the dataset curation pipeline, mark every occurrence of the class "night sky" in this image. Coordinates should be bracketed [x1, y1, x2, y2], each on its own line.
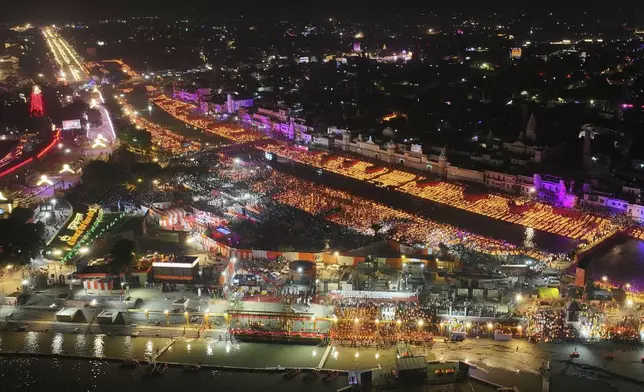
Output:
[2, 1, 642, 23]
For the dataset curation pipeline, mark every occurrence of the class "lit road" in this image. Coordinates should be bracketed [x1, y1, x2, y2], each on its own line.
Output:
[42, 26, 89, 83]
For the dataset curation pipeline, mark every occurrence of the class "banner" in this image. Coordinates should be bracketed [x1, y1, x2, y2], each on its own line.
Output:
[62, 119, 82, 130]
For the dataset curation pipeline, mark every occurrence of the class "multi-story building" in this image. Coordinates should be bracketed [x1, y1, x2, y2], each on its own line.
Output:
[239, 105, 313, 140]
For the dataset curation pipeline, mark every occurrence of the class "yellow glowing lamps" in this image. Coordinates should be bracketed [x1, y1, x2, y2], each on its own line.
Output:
[37, 174, 54, 186]
[92, 134, 108, 148]
[59, 164, 75, 174]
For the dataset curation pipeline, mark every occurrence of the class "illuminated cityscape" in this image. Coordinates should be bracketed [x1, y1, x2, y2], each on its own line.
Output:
[1, 5, 644, 392]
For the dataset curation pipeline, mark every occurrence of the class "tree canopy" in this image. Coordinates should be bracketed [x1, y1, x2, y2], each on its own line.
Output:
[108, 238, 138, 275]
[86, 108, 102, 127]
[81, 160, 130, 189]
[0, 209, 46, 268]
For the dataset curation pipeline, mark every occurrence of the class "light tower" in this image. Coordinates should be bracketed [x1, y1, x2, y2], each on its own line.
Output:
[438, 146, 448, 179]
[30, 85, 44, 117]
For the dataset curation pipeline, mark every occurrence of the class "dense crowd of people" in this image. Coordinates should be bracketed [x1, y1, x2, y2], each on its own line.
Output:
[254, 141, 617, 243]
[330, 299, 434, 347]
[252, 170, 555, 262]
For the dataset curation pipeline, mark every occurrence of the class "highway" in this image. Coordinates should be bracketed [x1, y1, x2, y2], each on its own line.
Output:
[42, 26, 89, 83]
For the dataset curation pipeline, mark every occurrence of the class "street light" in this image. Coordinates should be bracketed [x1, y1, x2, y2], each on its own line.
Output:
[626, 299, 634, 307]
[601, 276, 608, 282]
[79, 246, 89, 255]
[515, 294, 523, 302]
[625, 283, 631, 289]
[59, 164, 74, 174]
[487, 322, 493, 338]
[164, 309, 169, 325]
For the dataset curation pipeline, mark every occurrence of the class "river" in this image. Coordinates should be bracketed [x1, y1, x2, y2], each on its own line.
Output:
[1, 331, 643, 392]
[585, 238, 644, 287]
[114, 87, 228, 145]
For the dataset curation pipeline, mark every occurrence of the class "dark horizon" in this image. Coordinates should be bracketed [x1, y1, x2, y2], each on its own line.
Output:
[3, 0, 643, 23]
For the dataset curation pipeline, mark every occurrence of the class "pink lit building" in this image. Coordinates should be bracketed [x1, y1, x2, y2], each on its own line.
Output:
[239, 106, 313, 140]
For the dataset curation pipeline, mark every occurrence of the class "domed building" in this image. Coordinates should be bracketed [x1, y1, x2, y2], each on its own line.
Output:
[382, 127, 395, 139]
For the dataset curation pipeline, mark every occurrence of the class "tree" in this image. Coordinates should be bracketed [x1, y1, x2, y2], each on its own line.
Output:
[81, 160, 129, 189]
[111, 147, 137, 168]
[118, 126, 152, 149]
[9, 207, 34, 224]
[108, 239, 137, 275]
[371, 223, 383, 237]
[0, 211, 46, 268]
[132, 162, 163, 179]
[86, 108, 102, 127]
[59, 99, 89, 122]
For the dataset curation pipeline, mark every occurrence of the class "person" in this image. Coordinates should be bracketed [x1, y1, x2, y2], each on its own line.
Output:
[516, 346, 519, 352]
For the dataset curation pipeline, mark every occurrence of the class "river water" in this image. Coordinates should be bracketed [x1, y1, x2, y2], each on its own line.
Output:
[2, 331, 643, 392]
[584, 238, 644, 287]
[128, 89, 228, 145]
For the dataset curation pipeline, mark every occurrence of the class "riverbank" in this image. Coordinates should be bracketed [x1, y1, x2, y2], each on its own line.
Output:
[1, 328, 644, 391]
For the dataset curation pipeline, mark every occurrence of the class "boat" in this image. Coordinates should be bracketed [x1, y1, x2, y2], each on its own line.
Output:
[282, 368, 301, 379]
[144, 362, 167, 376]
[144, 363, 157, 375]
[569, 352, 580, 358]
[120, 359, 139, 368]
[183, 364, 201, 372]
[324, 370, 338, 381]
[303, 369, 320, 381]
[157, 363, 168, 374]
